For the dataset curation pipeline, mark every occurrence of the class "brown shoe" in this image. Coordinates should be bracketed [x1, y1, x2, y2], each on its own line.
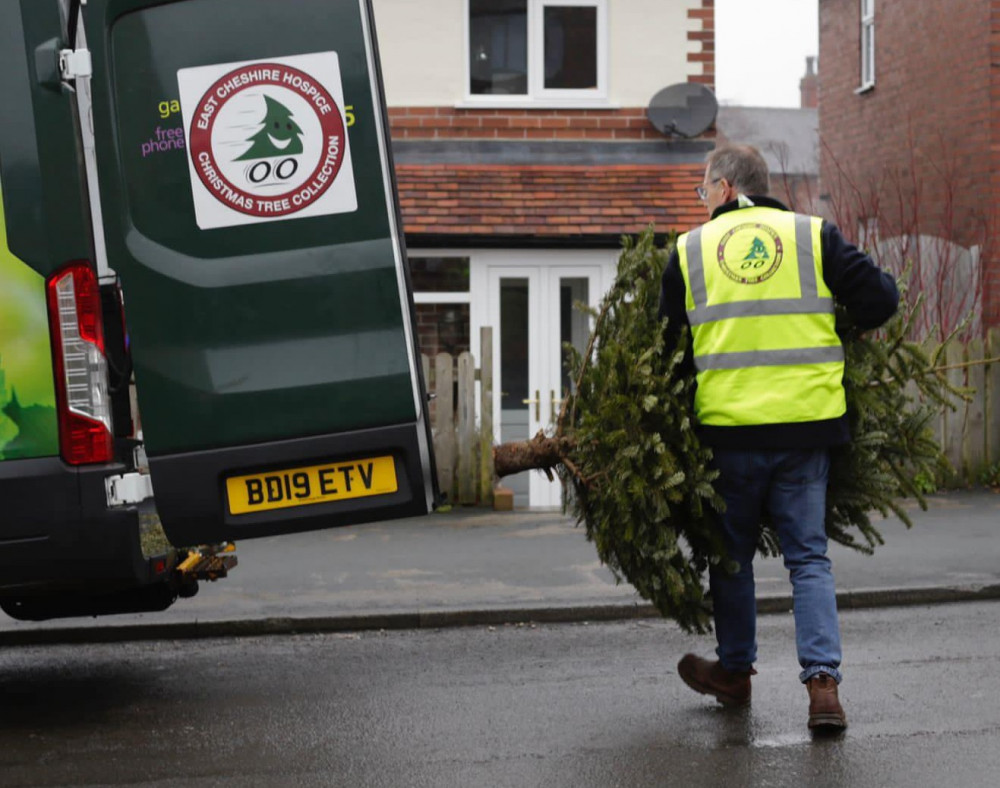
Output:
[806, 674, 848, 732]
[677, 653, 755, 707]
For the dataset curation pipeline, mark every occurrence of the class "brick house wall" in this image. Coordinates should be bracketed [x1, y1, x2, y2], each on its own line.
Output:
[819, 0, 998, 324]
[388, 106, 670, 142]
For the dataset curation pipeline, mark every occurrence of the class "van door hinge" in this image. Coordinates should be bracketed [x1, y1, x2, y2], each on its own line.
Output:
[59, 48, 92, 80]
[105, 472, 154, 506]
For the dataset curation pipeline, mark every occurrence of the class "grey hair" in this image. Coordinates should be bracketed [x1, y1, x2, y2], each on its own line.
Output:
[706, 144, 770, 196]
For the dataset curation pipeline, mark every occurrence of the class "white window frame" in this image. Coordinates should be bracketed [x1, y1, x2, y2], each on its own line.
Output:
[461, 0, 610, 109]
[412, 291, 471, 305]
[857, 0, 875, 93]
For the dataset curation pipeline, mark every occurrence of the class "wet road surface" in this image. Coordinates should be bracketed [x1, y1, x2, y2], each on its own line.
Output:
[2, 601, 999, 787]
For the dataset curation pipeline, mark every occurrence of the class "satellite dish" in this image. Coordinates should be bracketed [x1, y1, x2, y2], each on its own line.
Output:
[647, 83, 718, 138]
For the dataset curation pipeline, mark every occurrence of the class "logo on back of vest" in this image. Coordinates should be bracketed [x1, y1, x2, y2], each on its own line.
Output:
[717, 223, 783, 284]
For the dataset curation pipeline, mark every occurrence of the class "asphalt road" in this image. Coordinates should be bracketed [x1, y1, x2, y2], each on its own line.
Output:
[3, 600, 1000, 787]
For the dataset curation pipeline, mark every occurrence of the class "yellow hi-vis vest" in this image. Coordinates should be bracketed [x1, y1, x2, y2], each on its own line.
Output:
[677, 206, 846, 427]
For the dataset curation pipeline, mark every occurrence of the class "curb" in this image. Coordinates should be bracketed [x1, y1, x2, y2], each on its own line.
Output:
[3, 583, 1000, 647]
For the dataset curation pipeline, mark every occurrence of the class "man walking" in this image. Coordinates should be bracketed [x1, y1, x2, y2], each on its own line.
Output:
[658, 144, 898, 732]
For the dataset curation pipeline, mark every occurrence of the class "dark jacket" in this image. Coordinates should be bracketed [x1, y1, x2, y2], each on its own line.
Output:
[658, 195, 899, 450]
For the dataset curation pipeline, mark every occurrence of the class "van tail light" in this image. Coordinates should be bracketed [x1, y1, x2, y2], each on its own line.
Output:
[46, 262, 114, 465]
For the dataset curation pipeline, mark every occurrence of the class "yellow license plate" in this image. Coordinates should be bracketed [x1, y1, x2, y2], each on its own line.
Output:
[226, 455, 398, 515]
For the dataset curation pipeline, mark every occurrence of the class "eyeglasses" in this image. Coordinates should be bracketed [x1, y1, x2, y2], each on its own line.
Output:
[695, 178, 722, 201]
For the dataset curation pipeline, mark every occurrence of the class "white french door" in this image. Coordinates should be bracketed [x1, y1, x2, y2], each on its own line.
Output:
[485, 261, 607, 507]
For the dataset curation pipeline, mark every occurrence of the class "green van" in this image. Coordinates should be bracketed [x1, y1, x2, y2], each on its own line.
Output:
[0, 0, 436, 620]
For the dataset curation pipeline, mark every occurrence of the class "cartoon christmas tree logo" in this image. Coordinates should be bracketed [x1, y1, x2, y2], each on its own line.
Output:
[236, 95, 305, 160]
[743, 236, 770, 261]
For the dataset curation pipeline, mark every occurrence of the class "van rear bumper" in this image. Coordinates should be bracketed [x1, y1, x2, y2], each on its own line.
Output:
[151, 422, 434, 546]
[0, 456, 149, 594]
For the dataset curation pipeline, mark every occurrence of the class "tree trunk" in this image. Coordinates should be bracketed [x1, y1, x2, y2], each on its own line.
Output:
[492, 431, 572, 478]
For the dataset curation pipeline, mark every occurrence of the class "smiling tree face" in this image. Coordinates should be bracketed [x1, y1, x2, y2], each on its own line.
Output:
[236, 95, 304, 160]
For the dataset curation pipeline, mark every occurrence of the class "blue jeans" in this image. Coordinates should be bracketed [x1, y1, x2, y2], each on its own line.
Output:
[709, 447, 842, 684]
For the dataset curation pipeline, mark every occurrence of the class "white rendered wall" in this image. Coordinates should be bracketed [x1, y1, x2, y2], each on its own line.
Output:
[611, 0, 699, 106]
[373, 0, 467, 105]
[373, 0, 699, 107]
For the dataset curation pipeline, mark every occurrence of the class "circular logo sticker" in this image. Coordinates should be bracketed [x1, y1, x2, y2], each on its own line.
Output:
[187, 63, 347, 218]
[716, 222, 784, 284]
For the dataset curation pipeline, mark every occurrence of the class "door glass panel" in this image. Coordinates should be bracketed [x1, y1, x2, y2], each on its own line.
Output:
[500, 278, 529, 410]
[543, 6, 598, 90]
[499, 277, 529, 506]
[559, 277, 590, 400]
[555, 275, 591, 510]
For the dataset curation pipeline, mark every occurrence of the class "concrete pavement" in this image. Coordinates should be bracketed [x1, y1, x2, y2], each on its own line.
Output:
[1, 490, 999, 644]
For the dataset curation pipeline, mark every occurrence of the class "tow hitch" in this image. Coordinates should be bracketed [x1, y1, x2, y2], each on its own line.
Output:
[174, 543, 238, 596]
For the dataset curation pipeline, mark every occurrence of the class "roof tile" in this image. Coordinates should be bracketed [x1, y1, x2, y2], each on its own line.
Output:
[396, 163, 705, 237]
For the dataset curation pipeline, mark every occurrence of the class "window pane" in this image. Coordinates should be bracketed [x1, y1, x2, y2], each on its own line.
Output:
[409, 257, 470, 292]
[543, 6, 597, 90]
[415, 303, 470, 357]
[470, 0, 528, 95]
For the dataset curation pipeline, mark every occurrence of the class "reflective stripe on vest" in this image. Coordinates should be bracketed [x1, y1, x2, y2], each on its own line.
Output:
[697, 345, 845, 371]
[677, 207, 846, 427]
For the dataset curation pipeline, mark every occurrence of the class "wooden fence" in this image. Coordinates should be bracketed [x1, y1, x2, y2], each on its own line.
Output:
[419, 329, 1000, 504]
[934, 330, 1000, 481]
[421, 327, 495, 505]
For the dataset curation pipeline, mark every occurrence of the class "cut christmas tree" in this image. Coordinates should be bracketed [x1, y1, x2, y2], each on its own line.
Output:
[493, 228, 962, 633]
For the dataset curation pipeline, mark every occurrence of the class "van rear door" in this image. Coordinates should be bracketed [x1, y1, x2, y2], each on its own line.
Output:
[76, 0, 437, 545]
